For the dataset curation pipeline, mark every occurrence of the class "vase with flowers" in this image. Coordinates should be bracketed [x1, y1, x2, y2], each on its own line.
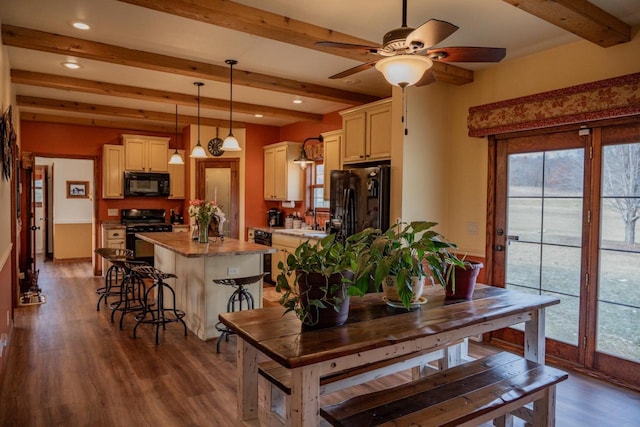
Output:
[188, 199, 226, 243]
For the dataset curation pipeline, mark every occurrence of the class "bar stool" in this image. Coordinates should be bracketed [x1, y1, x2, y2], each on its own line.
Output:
[95, 248, 133, 311]
[109, 260, 149, 330]
[130, 265, 187, 345]
[213, 274, 265, 353]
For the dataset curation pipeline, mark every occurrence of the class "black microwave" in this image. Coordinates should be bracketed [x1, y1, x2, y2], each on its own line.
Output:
[124, 172, 170, 197]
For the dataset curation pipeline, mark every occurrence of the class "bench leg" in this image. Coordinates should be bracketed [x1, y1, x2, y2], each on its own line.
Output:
[494, 413, 514, 427]
[259, 375, 288, 427]
[533, 384, 557, 427]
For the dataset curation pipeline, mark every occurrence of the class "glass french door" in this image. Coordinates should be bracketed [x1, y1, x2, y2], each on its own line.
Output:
[492, 124, 640, 387]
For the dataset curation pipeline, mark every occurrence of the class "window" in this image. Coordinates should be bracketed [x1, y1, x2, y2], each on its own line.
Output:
[310, 162, 329, 210]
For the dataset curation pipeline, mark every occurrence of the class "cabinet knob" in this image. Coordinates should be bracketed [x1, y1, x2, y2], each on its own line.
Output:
[360, 155, 365, 158]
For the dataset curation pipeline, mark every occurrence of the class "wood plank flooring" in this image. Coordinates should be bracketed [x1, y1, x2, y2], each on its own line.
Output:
[1, 259, 639, 426]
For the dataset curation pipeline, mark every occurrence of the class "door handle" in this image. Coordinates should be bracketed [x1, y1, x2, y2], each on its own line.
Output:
[30, 226, 41, 231]
[494, 245, 504, 251]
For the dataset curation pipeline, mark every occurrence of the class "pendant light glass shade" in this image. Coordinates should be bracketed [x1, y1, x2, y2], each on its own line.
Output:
[190, 81, 208, 158]
[222, 59, 242, 151]
[169, 104, 184, 165]
[375, 55, 433, 87]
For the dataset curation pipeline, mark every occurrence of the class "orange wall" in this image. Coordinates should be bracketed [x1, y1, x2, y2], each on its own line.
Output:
[245, 123, 280, 229]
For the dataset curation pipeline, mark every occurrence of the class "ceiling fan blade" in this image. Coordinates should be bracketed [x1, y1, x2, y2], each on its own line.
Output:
[427, 47, 506, 62]
[316, 41, 380, 53]
[415, 70, 436, 87]
[329, 62, 377, 79]
[406, 19, 459, 50]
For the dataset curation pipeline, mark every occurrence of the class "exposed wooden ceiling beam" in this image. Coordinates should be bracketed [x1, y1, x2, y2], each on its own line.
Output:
[502, 0, 631, 47]
[16, 95, 241, 128]
[2, 24, 380, 105]
[20, 111, 180, 134]
[117, 0, 474, 86]
[11, 70, 322, 123]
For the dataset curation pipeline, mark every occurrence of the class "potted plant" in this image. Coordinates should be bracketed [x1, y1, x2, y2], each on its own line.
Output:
[358, 221, 464, 309]
[275, 232, 372, 329]
[445, 259, 484, 299]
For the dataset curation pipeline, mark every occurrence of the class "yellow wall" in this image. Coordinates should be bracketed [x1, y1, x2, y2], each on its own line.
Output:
[54, 223, 92, 260]
[396, 32, 640, 257]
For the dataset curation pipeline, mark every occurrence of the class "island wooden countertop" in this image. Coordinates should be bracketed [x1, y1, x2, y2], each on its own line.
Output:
[135, 232, 277, 258]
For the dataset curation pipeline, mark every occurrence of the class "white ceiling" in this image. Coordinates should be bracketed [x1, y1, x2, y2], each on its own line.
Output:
[1, 0, 639, 128]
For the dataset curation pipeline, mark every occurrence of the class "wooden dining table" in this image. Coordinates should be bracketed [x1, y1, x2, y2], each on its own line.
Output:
[218, 284, 560, 427]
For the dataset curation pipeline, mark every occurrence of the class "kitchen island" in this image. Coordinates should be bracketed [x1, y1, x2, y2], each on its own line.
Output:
[135, 232, 276, 341]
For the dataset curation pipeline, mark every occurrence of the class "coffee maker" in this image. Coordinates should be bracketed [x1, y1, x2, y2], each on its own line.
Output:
[267, 208, 283, 227]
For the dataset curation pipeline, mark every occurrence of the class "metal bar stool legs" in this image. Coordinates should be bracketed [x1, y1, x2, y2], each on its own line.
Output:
[109, 260, 148, 330]
[95, 248, 133, 311]
[131, 265, 187, 345]
[213, 274, 264, 353]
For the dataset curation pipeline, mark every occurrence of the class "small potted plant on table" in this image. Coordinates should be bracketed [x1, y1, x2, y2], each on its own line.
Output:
[276, 232, 372, 329]
[359, 221, 464, 309]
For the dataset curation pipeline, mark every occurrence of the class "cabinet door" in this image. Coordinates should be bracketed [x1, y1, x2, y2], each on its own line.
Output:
[147, 139, 169, 172]
[323, 131, 342, 200]
[264, 147, 275, 199]
[102, 144, 124, 199]
[366, 103, 392, 161]
[273, 146, 288, 200]
[124, 138, 146, 171]
[168, 149, 185, 199]
[342, 112, 366, 163]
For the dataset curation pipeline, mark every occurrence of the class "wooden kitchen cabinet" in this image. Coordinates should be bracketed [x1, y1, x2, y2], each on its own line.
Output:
[122, 134, 169, 172]
[167, 149, 185, 199]
[271, 234, 302, 286]
[102, 144, 124, 199]
[263, 141, 303, 201]
[322, 129, 342, 200]
[340, 98, 392, 164]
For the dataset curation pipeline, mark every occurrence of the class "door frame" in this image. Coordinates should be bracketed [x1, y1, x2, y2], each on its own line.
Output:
[196, 158, 240, 239]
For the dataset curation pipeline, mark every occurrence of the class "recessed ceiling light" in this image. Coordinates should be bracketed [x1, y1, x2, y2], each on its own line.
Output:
[254, 114, 263, 118]
[62, 62, 82, 70]
[71, 21, 90, 30]
[293, 99, 303, 104]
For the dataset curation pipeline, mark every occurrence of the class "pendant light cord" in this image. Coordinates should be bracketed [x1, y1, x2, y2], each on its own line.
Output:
[225, 59, 237, 137]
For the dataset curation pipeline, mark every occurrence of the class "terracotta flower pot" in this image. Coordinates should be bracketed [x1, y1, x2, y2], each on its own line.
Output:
[296, 271, 352, 329]
[446, 261, 483, 299]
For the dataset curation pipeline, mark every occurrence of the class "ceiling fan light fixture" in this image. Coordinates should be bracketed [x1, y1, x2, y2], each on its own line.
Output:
[375, 55, 433, 87]
[190, 81, 208, 159]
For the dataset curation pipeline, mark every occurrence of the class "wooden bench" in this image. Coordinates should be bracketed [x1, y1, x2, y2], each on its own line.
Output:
[259, 340, 469, 426]
[320, 351, 568, 427]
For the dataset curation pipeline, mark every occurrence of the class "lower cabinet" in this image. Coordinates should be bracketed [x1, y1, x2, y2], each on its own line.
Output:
[101, 225, 126, 275]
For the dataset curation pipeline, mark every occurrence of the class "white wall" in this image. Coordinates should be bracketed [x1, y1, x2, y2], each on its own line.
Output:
[49, 158, 93, 224]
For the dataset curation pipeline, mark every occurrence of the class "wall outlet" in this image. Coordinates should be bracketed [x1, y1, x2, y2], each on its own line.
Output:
[108, 209, 119, 217]
[228, 267, 240, 276]
[467, 221, 478, 235]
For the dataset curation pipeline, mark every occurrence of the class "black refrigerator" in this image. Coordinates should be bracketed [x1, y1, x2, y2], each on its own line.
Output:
[329, 165, 390, 241]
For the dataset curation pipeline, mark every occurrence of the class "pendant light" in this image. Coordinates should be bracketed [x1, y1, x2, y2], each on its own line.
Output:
[190, 81, 207, 158]
[168, 104, 184, 165]
[222, 59, 241, 151]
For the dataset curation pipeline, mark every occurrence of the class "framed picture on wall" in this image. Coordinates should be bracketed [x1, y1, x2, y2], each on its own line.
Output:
[66, 181, 89, 198]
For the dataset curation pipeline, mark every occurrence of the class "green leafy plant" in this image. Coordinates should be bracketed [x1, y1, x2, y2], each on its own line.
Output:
[357, 221, 464, 309]
[275, 232, 372, 327]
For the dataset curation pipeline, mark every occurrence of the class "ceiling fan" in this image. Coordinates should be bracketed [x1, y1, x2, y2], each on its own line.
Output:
[316, 0, 506, 87]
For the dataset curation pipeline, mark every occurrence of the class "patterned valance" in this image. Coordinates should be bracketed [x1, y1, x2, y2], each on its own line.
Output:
[467, 72, 640, 137]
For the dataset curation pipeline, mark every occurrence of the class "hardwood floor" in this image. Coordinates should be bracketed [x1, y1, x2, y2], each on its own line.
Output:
[1, 260, 639, 426]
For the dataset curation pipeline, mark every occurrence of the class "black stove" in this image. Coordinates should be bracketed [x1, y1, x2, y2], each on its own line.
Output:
[121, 209, 172, 265]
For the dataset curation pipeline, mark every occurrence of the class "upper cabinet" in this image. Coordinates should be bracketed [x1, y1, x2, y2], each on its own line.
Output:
[102, 144, 124, 199]
[340, 98, 392, 164]
[322, 129, 342, 201]
[264, 141, 303, 201]
[167, 149, 185, 199]
[122, 134, 169, 172]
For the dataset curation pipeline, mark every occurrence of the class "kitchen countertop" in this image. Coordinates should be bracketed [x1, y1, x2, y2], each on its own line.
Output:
[136, 231, 276, 258]
[250, 226, 328, 240]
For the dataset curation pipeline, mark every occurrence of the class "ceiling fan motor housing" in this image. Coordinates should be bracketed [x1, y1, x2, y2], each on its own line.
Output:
[381, 27, 421, 55]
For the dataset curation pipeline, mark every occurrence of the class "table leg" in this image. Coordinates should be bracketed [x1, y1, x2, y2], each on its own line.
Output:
[237, 337, 259, 421]
[289, 365, 321, 427]
[524, 308, 545, 364]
